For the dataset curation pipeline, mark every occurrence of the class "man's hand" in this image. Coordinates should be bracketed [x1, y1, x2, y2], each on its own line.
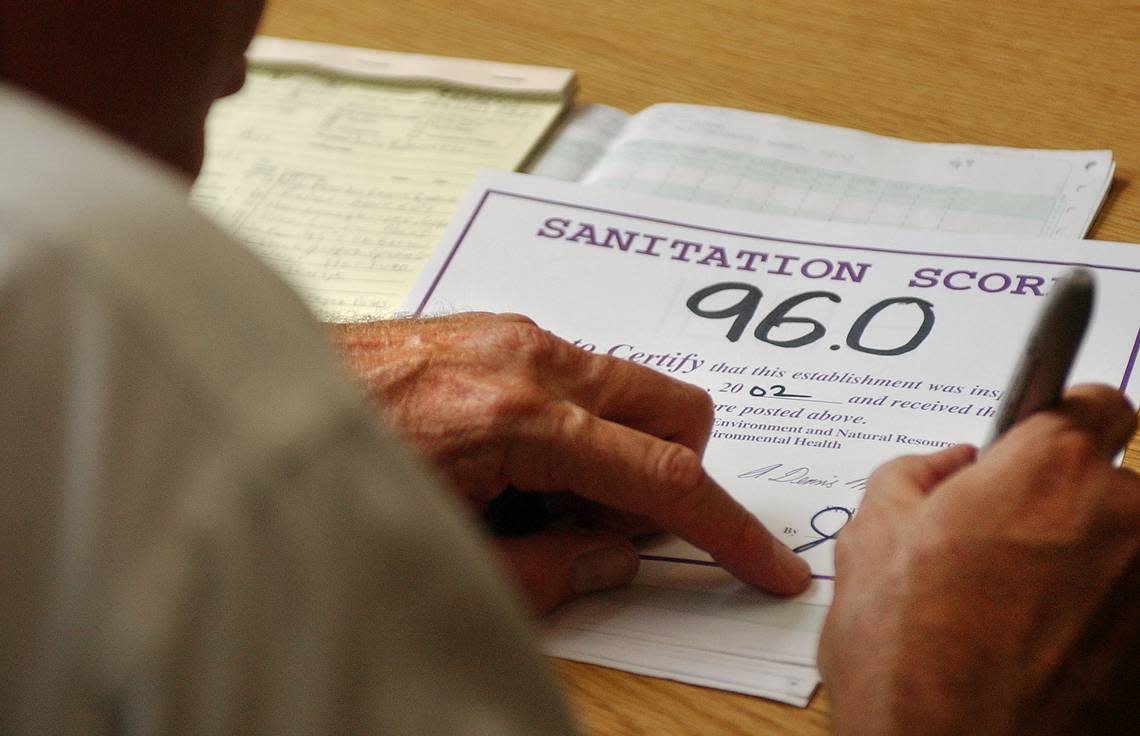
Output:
[329, 313, 810, 614]
[819, 385, 1140, 735]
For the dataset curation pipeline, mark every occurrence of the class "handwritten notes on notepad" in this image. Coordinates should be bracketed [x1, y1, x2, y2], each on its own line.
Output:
[193, 37, 573, 320]
[529, 104, 1113, 238]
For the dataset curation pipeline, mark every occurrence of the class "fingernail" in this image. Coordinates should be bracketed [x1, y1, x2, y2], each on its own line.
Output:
[571, 546, 639, 594]
[777, 542, 813, 592]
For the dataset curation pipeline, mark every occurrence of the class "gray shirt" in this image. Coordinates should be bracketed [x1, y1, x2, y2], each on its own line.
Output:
[0, 85, 575, 736]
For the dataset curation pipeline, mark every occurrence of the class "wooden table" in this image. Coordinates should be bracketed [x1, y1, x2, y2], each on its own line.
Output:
[261, 1, 1140, 733]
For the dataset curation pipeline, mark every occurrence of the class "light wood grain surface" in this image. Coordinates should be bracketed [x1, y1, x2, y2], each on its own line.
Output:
[261, 1, 1140, 733]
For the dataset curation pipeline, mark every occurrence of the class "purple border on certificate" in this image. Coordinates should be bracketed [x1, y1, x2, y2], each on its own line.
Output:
[415, 188, 1140, 392]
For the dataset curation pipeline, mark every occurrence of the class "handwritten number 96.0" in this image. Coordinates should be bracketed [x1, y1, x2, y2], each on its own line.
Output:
[686, 282, 935, 356]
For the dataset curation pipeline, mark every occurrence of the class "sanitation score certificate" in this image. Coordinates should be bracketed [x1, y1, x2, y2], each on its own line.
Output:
[403, 171, 1140, 704]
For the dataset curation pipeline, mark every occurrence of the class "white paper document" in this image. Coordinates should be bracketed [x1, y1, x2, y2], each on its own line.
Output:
[404, 171, 1140, 706]
[529, 103, 1114, 238]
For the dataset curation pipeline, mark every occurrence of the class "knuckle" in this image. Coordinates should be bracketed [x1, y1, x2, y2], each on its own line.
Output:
[1103, 387, 1137, 421]
[484, 384, 548, 428]
[866, 455, 916, 489]
[657, 443, 706, 493]
[1072, 383, 1136, 417]
[551, 402, 592, 440]
[494, 319, 558, 364]
[1032, 463, 1119, 542]
[1027, 503, 1094, 549]
[909, 524, 956, 569]
[1042, 427, 1100, 477]
[864, 463, 893, 491]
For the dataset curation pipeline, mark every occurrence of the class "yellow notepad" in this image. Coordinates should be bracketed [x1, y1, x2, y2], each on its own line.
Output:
[193, 37, 575, 320]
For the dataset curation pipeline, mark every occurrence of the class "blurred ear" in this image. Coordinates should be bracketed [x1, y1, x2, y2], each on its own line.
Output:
[0, 0, 264, 178]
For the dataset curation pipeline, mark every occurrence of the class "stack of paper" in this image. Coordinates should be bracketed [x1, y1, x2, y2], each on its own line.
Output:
[529, 103, 1113, 238]
[403, 171, 1140, 706]
[193, 37, 575, 320]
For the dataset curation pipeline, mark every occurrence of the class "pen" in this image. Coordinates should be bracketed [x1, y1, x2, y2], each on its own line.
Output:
[986, 268, 1095, 445]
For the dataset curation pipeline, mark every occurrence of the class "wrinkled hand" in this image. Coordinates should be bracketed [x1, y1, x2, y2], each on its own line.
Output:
[819, 385, 1140, 735]
[329, 313, 810, 614]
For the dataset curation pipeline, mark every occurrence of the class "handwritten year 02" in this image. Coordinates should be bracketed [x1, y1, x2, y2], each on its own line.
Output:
[718, 382, 811, 399]
[686, 282, 935, 356]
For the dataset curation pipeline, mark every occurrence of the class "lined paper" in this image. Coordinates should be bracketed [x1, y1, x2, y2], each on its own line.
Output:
[530, 103, 1113, 238]
[194, 42, 569, 320]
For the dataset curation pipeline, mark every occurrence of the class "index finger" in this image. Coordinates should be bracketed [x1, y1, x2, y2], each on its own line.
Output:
[547, 338, 717, 454]
[994, 384, 1137, 461]
[506, 402, 812, 595]
[1054, 384, 1137, 457]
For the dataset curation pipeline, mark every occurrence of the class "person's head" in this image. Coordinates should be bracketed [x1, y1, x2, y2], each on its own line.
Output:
[0, 0, 266, 178]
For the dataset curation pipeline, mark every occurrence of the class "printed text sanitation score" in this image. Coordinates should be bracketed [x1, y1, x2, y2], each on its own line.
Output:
[539, 217, 1060, 400]
[536, 216, 1066, 298]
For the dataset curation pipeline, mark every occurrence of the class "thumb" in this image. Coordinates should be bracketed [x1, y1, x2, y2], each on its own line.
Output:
[494, 529, 639, 616]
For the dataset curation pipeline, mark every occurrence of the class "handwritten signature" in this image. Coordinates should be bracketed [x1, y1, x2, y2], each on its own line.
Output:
[737, 463, 867, 491]
[792, 506, 854, 553]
